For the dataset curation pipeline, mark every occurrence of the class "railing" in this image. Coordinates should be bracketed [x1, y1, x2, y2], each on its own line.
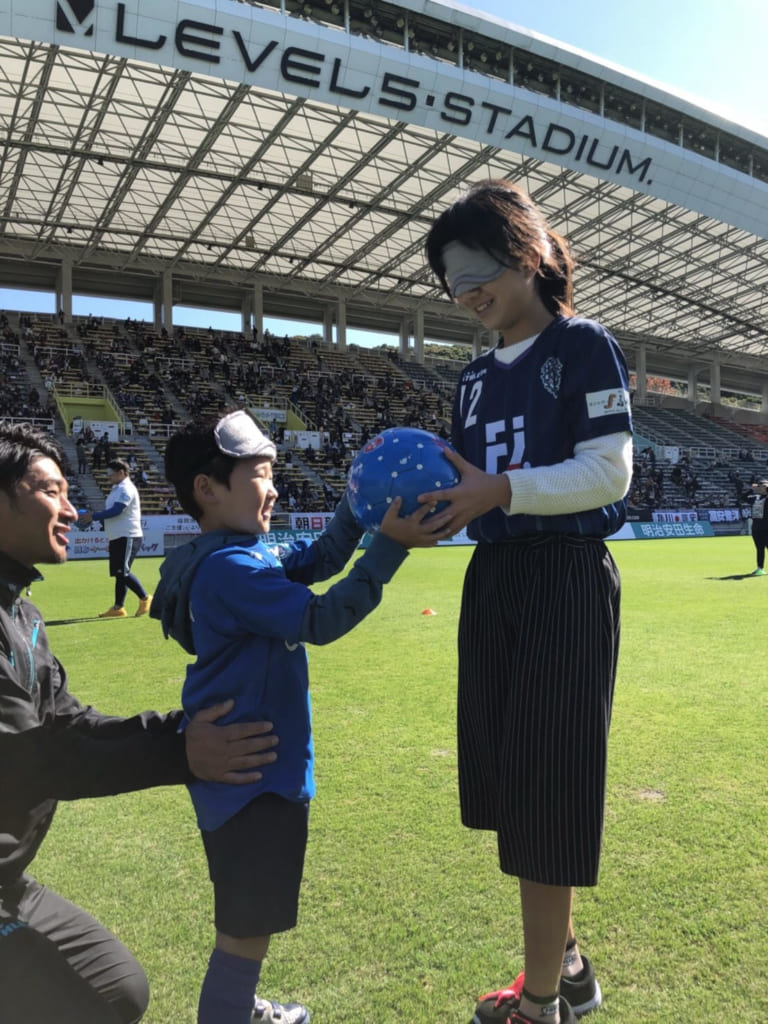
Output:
[0, 416, 55, 431]
[53, 380, 127, 436]
[144, 422, 180, 441]
[633, 391, 764, 413]
[54, 381, 106, 399]
[637, 441, 768, 463]
[101, 382, 126, 433]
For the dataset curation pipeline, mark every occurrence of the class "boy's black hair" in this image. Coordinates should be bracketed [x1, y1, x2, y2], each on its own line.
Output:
[164, 419, 240, 521]
[0, 421, 64, 496]
[107, 458, 130, 474]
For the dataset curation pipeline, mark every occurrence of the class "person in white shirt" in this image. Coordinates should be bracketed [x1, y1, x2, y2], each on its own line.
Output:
[79, 459, 151, 618]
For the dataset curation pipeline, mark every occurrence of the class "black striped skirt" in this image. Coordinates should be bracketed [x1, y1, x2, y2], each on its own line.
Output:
[457, 534, 621, 887]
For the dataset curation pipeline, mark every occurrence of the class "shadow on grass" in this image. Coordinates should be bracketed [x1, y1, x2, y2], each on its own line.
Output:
[706, 573, 764, 580]
[47, 616, 123, 626]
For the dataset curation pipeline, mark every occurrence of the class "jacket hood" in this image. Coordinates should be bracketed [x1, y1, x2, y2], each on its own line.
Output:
[150, 530, 256, 654]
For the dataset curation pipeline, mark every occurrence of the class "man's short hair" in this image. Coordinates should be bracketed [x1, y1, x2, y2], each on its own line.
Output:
[107, 459, 130, 474]
[0, 421, 64, 496]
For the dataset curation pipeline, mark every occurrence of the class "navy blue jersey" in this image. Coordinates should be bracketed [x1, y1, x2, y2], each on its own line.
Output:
[452, 316, 632, 542]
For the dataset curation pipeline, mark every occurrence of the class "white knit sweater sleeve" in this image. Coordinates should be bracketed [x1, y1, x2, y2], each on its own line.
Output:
[502, 431, 633, 516]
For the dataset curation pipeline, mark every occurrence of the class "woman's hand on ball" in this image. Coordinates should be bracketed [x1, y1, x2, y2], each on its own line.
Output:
[418, 448, 511, 534]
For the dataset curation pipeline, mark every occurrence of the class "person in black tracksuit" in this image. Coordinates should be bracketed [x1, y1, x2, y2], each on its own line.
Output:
[747, 479, 768, 575]
[0, 422, 279, 1023]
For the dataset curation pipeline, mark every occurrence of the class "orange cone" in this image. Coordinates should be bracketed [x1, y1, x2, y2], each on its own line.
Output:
[421, 608, 437, 615]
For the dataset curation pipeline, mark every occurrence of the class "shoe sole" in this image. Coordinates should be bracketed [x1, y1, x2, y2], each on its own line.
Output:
[472, 1008, 518, 1024]
[570, 979, 602, 1017]
[253, 1013, 310, 1023]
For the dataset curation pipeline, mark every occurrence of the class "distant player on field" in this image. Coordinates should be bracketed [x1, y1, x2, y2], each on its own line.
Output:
[746, 478, 768, 575]
[420, 180, 633, 1024]
[151, 410, 450, 1024]
[79, 458, 151, 618]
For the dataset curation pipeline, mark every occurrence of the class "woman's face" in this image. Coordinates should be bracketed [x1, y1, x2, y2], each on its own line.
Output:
[454, 264, 541, 336]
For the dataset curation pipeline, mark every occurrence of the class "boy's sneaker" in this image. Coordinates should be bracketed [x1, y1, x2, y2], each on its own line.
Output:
[751, 568, 766, 576]
[99, 606, 127, 618]
[473, 958, 600, 1023]
[135, 594, 152, 616]
[252, 997, 310, 1023]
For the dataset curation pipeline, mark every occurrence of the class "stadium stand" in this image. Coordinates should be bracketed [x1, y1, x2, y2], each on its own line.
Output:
[3, 305, 768, 528]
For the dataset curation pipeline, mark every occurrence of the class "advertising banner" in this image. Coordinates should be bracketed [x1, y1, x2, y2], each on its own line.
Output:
[69, 521, 170, 559]
[652, 510, 698, 524]
[69, 510, 723, 558]
[630, 521, 714, 539]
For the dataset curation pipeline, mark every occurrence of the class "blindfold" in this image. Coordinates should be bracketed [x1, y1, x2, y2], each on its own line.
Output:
[441, 240, 510, 296]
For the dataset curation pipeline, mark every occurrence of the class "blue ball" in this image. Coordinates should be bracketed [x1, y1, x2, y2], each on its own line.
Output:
[347, 427, 460, 532]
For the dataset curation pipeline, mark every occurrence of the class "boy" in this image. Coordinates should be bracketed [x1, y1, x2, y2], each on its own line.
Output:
[151, 410, 451, 1024]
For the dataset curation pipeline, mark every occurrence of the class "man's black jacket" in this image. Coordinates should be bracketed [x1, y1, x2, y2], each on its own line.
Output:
[0, 551, 187, 886]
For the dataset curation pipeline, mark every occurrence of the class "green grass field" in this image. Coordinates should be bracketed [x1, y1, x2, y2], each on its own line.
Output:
[28, 536, 768, 1023]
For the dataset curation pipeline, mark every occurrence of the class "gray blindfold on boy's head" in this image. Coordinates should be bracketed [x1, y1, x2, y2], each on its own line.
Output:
[214, 410, 276, 460]
[441, 240, 510, 296]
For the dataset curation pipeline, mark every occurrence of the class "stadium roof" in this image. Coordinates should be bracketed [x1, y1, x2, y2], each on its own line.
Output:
[1, 0, 768, 394]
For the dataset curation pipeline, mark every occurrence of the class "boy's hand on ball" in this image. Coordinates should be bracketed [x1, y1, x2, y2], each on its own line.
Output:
[379, 496, 454, 548]
[418, 448, 511, 534]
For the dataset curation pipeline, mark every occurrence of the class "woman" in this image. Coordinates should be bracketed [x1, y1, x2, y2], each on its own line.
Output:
[420, 180, 633, 1024]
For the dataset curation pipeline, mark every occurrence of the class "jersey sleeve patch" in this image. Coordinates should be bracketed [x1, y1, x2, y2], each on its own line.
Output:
[585, 388, 630, 419]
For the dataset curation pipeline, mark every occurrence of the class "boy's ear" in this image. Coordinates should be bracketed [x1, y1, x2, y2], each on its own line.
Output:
[193, 473, 218, 507]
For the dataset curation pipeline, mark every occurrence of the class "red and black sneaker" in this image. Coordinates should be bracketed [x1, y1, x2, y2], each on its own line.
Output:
[472, 973, 525, 1024]
[473, 957, 601, 1024]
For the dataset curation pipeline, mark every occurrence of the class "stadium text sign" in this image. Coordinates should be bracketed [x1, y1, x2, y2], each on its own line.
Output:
[107, 5, 653, 181]
[7, 0, 663, 193]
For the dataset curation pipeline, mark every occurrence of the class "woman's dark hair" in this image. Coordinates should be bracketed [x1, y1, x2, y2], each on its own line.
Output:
[425, 179, 575, 317]
[0, 421, 64, 496]
[164, 418, 239, 521]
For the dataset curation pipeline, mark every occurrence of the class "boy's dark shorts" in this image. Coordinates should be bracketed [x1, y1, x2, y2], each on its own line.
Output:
[201, 793, 309, 938]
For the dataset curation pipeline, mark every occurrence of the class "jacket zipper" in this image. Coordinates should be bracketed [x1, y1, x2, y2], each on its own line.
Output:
[10, 602, 37, 690]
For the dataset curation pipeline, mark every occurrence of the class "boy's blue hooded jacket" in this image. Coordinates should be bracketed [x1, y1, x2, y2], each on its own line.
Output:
[150, 496, 407, 830]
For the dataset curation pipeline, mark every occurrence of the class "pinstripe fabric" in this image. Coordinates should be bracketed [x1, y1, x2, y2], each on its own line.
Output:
[457, 534, 620, 887]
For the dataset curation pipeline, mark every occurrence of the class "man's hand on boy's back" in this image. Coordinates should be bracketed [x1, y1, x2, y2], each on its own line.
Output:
[378, 495, 455, 548]
[185, 700, 279, 783]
